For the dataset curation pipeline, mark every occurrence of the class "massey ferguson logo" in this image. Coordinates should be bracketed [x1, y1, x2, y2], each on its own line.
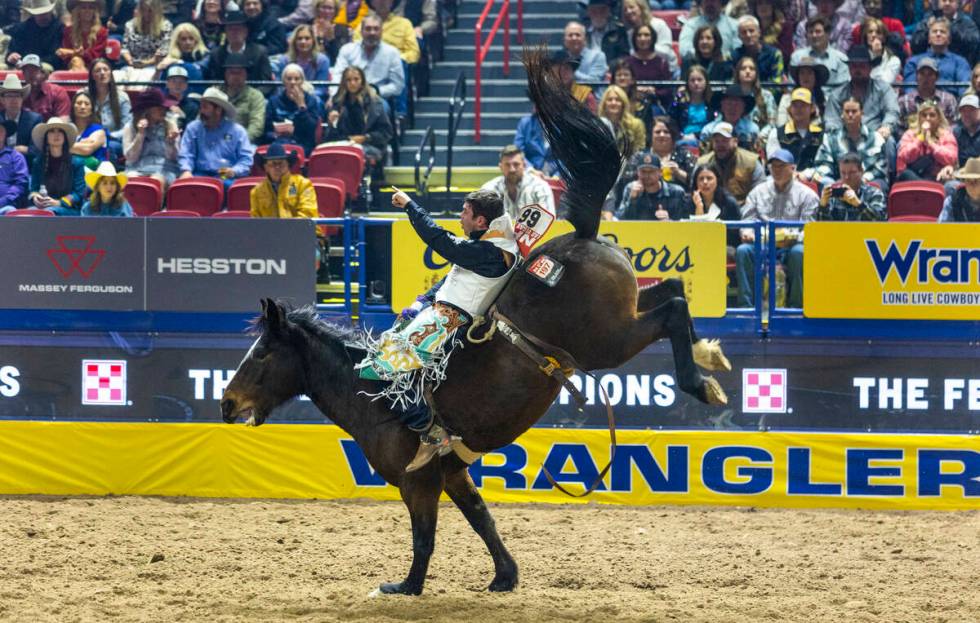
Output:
[47, 236, 105, 278]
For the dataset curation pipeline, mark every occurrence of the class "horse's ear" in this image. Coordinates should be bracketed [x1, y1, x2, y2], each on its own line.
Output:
[263, 298, 284, 333]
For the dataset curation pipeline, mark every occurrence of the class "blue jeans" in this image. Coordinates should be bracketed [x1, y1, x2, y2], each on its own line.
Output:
[736, 242, 804, 308]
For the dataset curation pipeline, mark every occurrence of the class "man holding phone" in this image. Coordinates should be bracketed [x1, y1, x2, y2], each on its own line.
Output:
[817, 152, 887, 221]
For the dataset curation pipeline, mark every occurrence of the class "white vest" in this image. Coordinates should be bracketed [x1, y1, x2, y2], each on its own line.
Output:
[436, 214, 518, 317]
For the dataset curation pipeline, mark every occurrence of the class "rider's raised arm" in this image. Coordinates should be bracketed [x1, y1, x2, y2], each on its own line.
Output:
[405, 200, 509, 278]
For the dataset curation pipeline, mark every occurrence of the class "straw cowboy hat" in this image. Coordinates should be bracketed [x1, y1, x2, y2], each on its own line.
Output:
[189, 87, 237, 119]
[22, 0, 57, 15]
[954, 157, 980, 180]
[0, 74, 30, 97]
[85, 161, 127, 191]
[31, 118, 79, 150]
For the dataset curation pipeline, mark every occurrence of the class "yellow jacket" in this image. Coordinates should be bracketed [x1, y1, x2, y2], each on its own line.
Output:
[353, 13, 420, 64]
[335, 0, 369, 29]
[249, 173, 318, 220]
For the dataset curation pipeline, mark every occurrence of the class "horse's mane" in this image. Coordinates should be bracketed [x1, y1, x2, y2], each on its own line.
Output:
[524, 47, 624, 239]
[250, 303, 368, 357]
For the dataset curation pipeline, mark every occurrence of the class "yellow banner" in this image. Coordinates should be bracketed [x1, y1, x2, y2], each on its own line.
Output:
[391, 220, 728, 317]
[0, 422, 975, 510]
[804, 223, 980, 320]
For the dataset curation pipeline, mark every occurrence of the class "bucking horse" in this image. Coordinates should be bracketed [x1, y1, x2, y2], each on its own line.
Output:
[220, 49, 730, 596]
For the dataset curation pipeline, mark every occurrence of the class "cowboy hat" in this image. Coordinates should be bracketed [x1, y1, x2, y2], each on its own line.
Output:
[31, 118, 79, 150]
[955, 157, 980, 180]
[0, 74, 30, 97]
[132, 87, 174, 117]
[22, 0, 56, 15]
[710, 84, 755, 113]
[549, 49, 580, 70]
[85, 161, 127, 191]
[255, 142, 300, 167]
[189, 86, 237, 119]
[789, 57, 830, 88]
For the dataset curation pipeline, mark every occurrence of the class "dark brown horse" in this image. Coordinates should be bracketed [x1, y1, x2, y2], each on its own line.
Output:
[220, 50, 729, 596]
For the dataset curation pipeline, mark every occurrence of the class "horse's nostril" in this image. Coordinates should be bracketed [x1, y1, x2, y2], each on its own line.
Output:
[220, 399, 235, 419]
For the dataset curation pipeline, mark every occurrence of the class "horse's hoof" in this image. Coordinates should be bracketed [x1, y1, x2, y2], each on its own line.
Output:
[702, 376, 728, 406]
[693, 339, 732, 372]
[378, 581, 423, 596]
[488, 574, 518, 592]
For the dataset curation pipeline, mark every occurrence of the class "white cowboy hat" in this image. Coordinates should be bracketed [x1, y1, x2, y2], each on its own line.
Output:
[85, 161, 128, 191]
[0, 74, 30, 97]
[955, 157, 980, 180]
[22, 0, 56, 15]
[31, 118, 79, 150]
[189, 86, 237, 120]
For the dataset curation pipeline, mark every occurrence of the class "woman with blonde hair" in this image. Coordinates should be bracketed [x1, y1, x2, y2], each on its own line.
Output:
[81, 161, 133, 217]
[313, 0, 351, 64]
[155, 22, 207, 85]
[121, 0, 172, 68]
[897, 101, 958, 182]
[598, 85, 646, 157]
[57, 0, 108, 70]
[272, 24, 331, 101]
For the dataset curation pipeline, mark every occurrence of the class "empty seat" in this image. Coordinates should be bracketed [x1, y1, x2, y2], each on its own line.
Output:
[250, 144, 306, 176]
[887, 181, 945, 220]
[5, 208, 54, 216]
[226, 176, 265, 213]
[166, 177, 225, 216]
[123, 177, 163, 216]
[149, 209, 201, 217]
[49, 70, 88, 98]
[308, 147, 364, 200]
[311, 177, 345, 235]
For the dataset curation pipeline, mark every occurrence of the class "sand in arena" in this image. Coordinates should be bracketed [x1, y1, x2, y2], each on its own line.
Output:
[0, 496, 976, 622]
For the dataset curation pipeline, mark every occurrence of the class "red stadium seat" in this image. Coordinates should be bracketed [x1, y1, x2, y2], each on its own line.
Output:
[312, 177, 345, 235]
[671, 41, 681, 65]
[308, 147, 364, 200]
[212, 210, 252, 218]
[166, 177, 224, 216]
[801, 179, 819, 195]
[655, 10, 686, 37]
[123, 177, 163, 216]
[5, 208, 54, 216]
[149, 209, 201, 217]
[106, 38, 122, 62]
[49, 70, 88, 99]
[250, 144, 306, 176]
[226, 176, 265, 213]
[888, 214, 936, 222]
[887, 181, 945, 220]
[546, 178, 566, 209]
[0, 70, 24, 81]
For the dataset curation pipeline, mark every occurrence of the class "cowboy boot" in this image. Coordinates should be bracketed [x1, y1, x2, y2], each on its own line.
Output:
[404, 423, 456, 472]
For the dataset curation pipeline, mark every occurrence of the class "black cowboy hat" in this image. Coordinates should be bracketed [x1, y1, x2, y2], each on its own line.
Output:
[256, 142, 300, 167]
[789, 56, 830, 88]
[223, 52, 249, 69]
[223, 3, 248, 25]
[549, 49, 580, 70]
[846, 45, 873, 64]
[710, 84, 755, 113]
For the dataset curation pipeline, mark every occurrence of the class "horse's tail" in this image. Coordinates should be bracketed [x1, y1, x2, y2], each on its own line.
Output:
[524, 46, 624, 240]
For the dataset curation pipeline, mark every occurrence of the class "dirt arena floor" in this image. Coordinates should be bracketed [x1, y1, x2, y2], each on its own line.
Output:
[0, 497, 976, 623]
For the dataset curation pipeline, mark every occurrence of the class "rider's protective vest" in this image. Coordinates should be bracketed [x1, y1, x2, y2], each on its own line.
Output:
[435, 214, 519, 317]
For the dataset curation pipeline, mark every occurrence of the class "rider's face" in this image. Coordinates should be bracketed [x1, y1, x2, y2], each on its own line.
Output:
[460, 202, 485, 236]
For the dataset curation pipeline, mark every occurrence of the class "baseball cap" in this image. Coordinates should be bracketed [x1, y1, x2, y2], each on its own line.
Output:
[768, 148, 796, 165]
[166, 66, 189, 79]
[18, 54, 42, 69]
[916, 58, 940, 73]
[959, 94, 980, 109]
[710, 121, 734, 138]
[790, 87, 812, 104]
[630, 150, 662, 170]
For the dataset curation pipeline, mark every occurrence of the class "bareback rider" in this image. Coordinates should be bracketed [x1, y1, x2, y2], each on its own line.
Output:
[357, 188, 518, 472]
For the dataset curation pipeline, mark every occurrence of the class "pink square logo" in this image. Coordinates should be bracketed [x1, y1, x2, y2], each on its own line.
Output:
[82, 359, 127, 406]
[742, 368, 788, 413]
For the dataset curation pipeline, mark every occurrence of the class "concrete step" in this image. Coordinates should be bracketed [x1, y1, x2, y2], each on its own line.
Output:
[414, 110, 524, 130]
[428, 78, 528, 97]
[404, 127, 519, 148]
[445, 27, 565, 46]
[414, 95, 530, 114]
[455, 13, 575, 30]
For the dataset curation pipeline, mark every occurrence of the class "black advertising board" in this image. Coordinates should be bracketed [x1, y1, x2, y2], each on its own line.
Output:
[0, 218, 315, 313]
[0, 335, 977, 433]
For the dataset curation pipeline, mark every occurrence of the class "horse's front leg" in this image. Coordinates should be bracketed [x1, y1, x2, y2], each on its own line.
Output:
[637, 278, 730, 373]
[444, 468, 518, 592]
[379, 469, 443, 596]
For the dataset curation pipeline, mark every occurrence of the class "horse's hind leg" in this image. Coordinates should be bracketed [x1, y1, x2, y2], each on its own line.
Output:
[379, 471, 443, 596]
[444, 469, 518, 592]
[637, 278, 730, 373]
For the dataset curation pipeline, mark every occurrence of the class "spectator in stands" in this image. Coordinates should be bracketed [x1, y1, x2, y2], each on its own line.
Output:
[123, 87, 180, 188]
[613, 151, 687, 220]
[968, 61, 980, 94]
[20, 55, 70, 120]
[84, 58, 132, 158]
[768, 88, 822, 177]
[948, 94, 980, 172]
[162, 0, 195, 27]
[897, 100, 958, 181]
[626, 24, 674, 105]
[610, 59, 660, 128]
[178, 86, 255, 186]
[620, 0, 679, 76]
[193, 0, 226, 50]
[244, 0, 286, 56]
[861, 17, 902, 84]
[394, 0, 437, 40]
[80, 161, 133, 216]
[58, 0, 107, 71]
[265, 63, 321, 155]
[332, 13, 405, 107]
[598, 85, 645, 157]
[777, 56, 827, 125]
[940, 156, 980, 220]
[69, 90, 108, 164]
[897, 58, 958, 134]
[911, 0, 979, 65]
[748, 0, 792, 62]
[105, 0, 137, 40]
[702, 84, 760, 150]
[324, 65, 392, 169]
[794, 0, 854, 53]
[669, 64, 714, 143]
[682, 163, 741, 220]
[249, 142, 317, 220]
[549, 49, 597, 113]
[163, 65, 198, 129]
[27, 117, 85, 214]
[278, 0, 316, 30]
[119, 0, 173, 82]
[218, 52, 266, 143]
[480, 144, 554, 220]
[790, 16, 849, 89]
[355, 0, 419, 65]
[824, 46, 898, 143]
[650, 116, 696, 189]
[0, 74, 42, 168]
[680, 0, 739, 59]
[0, 119, 29, 211]
[904, 17, 971, 95]
[155, 22, 207, 86]
[696, 121, 765, 203]
[814, 96, 887, 188]
[513, 104, 555, 175]
[6, 0, 64, 70]
[731, 15, 784, 86]
[206, 4, 274, 93]
[734, 56, 775, 135]
[852, 0, 908, 53]
[681, 24, 733, 83]
[817, 151, 886, 220]
[273, 24, 330, 101]
[736, 148, 816, 308]
[565, 20, 607, 84]
[585, 0, 629, 65]
[313, 0, 350, 64]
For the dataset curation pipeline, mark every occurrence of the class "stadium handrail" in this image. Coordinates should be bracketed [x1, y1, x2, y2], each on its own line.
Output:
[414, 125, 437, 203]
[446, 72, 467, 201]
[474, 0, 511, 143]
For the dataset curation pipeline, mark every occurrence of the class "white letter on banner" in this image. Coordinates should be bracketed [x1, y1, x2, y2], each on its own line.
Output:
[854, 377, 875, 408]
[653, 374, 675, 406]
[0, 366, 20, 397]
[906, 378, 929, 410]
[157, 258, 176, 273]
[600, 374, 622, 405]
[945, 379, 965, 410]
[626, 375, 649, 406]
[212, 369, 236, 399]
[878, 378, 902, 409]
[970, 379, 980, 410]
[188, 369, 210, 400]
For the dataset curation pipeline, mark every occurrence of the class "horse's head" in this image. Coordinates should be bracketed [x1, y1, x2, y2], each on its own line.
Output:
[221, 298, 308, 426]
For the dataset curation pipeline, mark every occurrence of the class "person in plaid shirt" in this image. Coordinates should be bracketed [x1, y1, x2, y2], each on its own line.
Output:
[817, 152, 887, 221]
[813, 97, 889, 191]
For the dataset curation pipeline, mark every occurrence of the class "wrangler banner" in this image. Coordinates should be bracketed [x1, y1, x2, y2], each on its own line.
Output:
[390, 220, 728, 317]
[0, 422, 975, 510]
[803, 223, 980, 320]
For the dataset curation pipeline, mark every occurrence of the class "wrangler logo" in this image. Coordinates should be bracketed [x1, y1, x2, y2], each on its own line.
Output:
[865, 240, 980, 285]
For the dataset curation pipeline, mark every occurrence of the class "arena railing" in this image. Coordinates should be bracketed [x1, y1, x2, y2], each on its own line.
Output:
[474, 0, 512, 144]
[413, 125, 437, 204]
[446, 72, 467, 202]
